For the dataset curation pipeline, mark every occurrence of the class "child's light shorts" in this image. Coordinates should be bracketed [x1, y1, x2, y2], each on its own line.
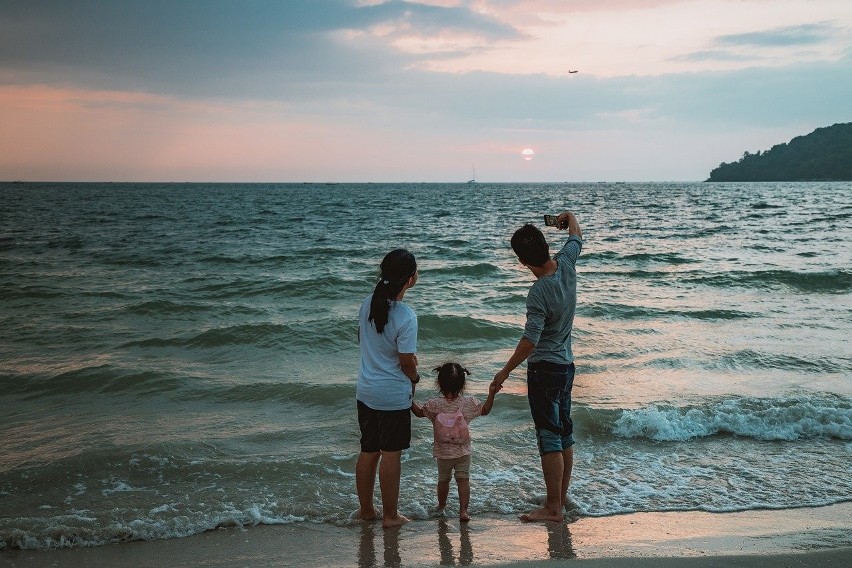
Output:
[437, 454, 471, 482]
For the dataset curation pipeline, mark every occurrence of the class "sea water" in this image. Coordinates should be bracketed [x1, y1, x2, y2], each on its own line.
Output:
[1, 181, 850, 549]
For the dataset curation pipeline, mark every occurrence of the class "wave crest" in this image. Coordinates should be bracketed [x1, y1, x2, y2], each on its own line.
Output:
[612, 395, 852, 441]
[418, 314, 518, 342]
[687, 269, 852, 294]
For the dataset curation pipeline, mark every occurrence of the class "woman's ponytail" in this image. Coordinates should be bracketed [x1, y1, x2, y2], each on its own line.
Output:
[369, 249, 417, 334]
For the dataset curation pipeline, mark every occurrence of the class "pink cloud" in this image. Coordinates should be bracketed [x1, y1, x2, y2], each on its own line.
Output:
[0, 84, 481, 181]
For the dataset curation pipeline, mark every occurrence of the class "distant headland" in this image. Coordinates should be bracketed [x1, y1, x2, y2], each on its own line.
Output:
[707, 122, 852, 182]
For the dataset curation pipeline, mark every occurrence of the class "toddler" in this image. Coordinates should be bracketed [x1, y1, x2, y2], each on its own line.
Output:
[411, 363, 497, 521]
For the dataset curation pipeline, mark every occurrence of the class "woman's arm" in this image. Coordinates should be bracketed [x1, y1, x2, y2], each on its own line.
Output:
[399, 352, 419, 383]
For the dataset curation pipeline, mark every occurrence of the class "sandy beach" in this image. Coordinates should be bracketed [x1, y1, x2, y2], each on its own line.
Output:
[3, 503, 850, 567]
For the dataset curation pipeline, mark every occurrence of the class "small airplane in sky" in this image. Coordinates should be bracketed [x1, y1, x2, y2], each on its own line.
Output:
[569, 70, 579, 74]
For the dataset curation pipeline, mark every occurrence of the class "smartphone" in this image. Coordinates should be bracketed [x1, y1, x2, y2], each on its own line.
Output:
[543, 214, 559, 227]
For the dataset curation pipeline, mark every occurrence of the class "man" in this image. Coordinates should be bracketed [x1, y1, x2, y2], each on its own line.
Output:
[492, 211, 582, 522]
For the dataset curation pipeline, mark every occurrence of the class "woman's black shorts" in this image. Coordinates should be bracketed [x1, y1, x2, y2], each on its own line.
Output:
[357, 400, 412, 452]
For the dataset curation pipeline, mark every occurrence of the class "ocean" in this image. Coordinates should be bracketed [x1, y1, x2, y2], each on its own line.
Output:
[1, 181, 850, 550]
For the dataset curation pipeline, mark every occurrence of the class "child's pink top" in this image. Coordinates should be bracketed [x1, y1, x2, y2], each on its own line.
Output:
[421, 395, 484, 459]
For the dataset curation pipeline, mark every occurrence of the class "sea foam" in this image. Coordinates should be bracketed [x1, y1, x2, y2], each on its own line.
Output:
[613, 395, 852, 441]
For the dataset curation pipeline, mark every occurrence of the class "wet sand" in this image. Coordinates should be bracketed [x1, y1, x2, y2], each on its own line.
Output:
[3, 503, 850, 567]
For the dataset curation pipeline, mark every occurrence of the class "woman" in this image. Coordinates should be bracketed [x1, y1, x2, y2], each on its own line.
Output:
[355, 248, 419, 528]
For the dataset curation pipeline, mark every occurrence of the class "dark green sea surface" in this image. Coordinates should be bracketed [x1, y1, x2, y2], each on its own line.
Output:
[1, 182, 850, 549]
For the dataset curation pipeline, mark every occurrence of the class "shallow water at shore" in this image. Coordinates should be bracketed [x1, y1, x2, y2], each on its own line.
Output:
[4, 505, 852, 567]
[1, 181, 850, 549]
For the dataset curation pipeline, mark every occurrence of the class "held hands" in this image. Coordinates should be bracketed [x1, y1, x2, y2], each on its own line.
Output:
[491, 369, 510, 393]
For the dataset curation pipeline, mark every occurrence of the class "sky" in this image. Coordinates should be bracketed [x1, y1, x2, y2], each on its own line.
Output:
[1, 0, 851, 182]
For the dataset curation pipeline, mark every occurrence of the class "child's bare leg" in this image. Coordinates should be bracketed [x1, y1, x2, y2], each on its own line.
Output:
[457, 477, 471, 522]
[436, 478, 450, 511]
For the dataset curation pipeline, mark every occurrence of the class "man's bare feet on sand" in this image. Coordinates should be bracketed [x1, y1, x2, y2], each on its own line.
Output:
[382, 514, 410, 528]
[459, 510, 471, 522]
[357, 507, 378, 521]
[519, 507, 564, 523]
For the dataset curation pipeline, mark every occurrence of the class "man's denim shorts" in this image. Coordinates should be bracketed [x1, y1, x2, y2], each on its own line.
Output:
[526, 361, 575, 455]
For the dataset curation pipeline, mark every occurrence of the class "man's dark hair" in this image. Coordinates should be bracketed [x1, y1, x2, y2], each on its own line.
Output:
[511, 223, 550, 266]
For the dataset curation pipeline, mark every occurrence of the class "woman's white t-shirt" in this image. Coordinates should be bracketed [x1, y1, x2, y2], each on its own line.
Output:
[356, 294, 418, 411]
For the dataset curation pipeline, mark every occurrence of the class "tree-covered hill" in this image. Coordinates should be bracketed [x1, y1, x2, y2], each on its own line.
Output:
[707, 123, 852, 181]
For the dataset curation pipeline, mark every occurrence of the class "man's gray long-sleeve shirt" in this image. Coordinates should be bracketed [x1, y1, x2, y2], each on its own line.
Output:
[523, 235, 583, 365]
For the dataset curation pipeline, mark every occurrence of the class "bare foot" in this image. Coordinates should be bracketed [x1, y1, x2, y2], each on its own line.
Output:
[357, 507, 378, 521]
[519, 507, 564, 523]
[382, 514, 410, 528]
[459, 510, 471, 522]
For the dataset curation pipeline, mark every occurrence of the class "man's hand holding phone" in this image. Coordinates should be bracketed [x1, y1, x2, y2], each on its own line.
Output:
[543, 214, 568, 229]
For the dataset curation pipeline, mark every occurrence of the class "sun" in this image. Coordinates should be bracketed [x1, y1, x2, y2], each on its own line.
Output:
[521, 148, 535, 161]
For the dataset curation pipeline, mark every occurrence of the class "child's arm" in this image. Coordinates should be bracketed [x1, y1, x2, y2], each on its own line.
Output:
[411, 399, 426, 418]
[480, 383, 498, 416]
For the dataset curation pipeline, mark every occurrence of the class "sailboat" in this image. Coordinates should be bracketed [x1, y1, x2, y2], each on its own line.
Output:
[467, 164, 476, 184]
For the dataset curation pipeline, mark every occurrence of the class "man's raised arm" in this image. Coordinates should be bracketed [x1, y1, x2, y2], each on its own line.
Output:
[556, 211, 582, 239]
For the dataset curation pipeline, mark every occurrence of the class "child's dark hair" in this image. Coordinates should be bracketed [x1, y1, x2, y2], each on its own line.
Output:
[433, 362, 470, 397]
